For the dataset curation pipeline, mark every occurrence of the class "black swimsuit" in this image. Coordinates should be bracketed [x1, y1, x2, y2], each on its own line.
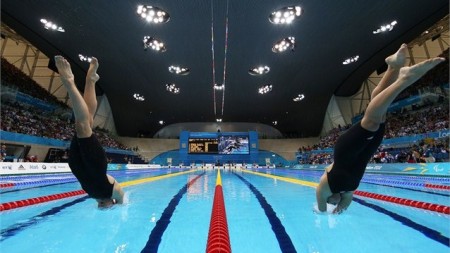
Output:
[68, 134, 114, 199]
[327, 122, 385, 193]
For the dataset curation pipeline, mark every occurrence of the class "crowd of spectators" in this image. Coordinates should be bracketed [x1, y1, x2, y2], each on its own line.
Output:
[384, 104, 449, 138]
[394, 48, 449, 102]
[1, 100, 128, 150]
[1, 101, 73, 140]
[1, 50, 448, 165]
[298, 48, 449, 164]
[299, 137, 449, 165]
[298, 124, 353, 152]
[1, 57, 129, 151]
[299, 101, 449, 154]
[373, 138, 449, 164]
[1, 57, 69, 109]
[0, 99, 140, 163]
[298, 99, 449, 164]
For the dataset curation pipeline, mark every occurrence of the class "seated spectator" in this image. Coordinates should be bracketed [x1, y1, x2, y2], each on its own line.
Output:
[0, 144, 7, 162]
[420, 144, 436, 163]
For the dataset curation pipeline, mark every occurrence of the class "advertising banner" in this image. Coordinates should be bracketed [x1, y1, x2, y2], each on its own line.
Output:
[294, 163, 450, 176]
[0, 162, 131, 174]
[126, 164, 161, 169]
[0, 162, 71, 175]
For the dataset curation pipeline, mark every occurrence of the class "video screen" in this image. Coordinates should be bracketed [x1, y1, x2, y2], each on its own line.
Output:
[188, 138, 218, 154]
[218, 135, 249, 154]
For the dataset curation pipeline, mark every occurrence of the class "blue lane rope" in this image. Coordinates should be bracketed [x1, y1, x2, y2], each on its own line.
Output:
[233, 172, 297, 253]
[353, 197, 450, 247]
[140, 172, 205, 253]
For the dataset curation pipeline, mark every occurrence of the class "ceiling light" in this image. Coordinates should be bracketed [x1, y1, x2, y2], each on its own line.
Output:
[258, 85, 273, 94]
[216, 118, 222, 122]
[166, 83, 180, 94]
[269, 6, 302, 24]
[40, 19, 65, 32]
[272, 37, 295, 53]
[293, 94, 305, 102]
[272, 121, 278, 125]
[249, 65, 270, 75]
[137, 5, 170, 24]
[78, 54, 92, 62]
[342, 55, 359, 65]
[143, 36, 166, 52]
[373, 21, 398, 34]
[159, 120, 165, 125]
[133, 93, 145, 101]
[214, 84, 225, 90]
[168, 65, 190, 75]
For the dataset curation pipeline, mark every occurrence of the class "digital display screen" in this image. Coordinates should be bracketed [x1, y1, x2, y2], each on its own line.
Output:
[188, 138, 218, 154]
[188, 135, 250, 154]
[218, 135, 249, 154]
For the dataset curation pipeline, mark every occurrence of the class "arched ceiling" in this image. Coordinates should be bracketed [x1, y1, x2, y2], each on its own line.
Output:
[1, 1, 448, 137]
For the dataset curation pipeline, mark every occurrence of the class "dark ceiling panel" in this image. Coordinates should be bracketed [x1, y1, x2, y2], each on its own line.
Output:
[1, 0, 448, 137]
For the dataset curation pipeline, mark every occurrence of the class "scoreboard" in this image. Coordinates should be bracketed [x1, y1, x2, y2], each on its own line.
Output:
[181, 131, 257, 163]
[188, 138, 219, 154]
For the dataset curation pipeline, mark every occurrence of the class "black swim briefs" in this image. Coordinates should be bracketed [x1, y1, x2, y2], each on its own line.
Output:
[68, 134, 114, 199]
[327, 122, 385, 193]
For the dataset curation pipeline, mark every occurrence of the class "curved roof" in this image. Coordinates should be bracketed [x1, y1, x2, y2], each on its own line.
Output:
[1, 1, 448, 137]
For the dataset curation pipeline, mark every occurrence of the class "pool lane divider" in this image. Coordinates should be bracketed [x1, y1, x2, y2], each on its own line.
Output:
[206, 169, 232, 253]
[0, 169, 197, 212]
[0, 196, 89, 241]
[141, 172, 205, 253]
[119, 169, 196, 187]
[0, 190, 86, 211]
[354, 190, 449, 214]
[352, 198, 450, 247]
[424, 183, 450, 190]
[242, 169, 450, 215]
[0, 183, 15, 188]
[0, 178, 78, 189]
[234, 172, 297, 253]
[361, 178, 450, 191]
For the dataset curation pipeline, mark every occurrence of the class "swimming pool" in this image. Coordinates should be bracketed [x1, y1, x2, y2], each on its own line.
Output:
[1, 167, 449, 253]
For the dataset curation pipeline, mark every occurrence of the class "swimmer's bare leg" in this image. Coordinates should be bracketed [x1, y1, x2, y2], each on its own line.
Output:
[371, 43, 408, 99]
[84, 57, 100, 128]
[362, 57, 445, 131]
[55, 56, 92, 138]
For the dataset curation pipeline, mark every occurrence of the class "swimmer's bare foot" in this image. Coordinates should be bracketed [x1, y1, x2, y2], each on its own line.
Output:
[398, 57, 445, 86]
[54, 56, 75, 82]
[386, 43, 408, 69]
[86, 57, 100, 83]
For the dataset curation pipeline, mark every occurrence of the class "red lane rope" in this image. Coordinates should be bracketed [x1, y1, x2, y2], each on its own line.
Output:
[0, 170, 196, 212]
[0, 190, 86, 211]
[206, 170, 231, 253]
[354, 190, 450, 214]
[0, 183, 15, 188]
[206, 186, 231, 253]
[424, 183, 450, 190]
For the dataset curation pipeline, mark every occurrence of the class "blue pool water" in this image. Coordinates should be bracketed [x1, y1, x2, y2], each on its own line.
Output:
[1, 168, 449, 253]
